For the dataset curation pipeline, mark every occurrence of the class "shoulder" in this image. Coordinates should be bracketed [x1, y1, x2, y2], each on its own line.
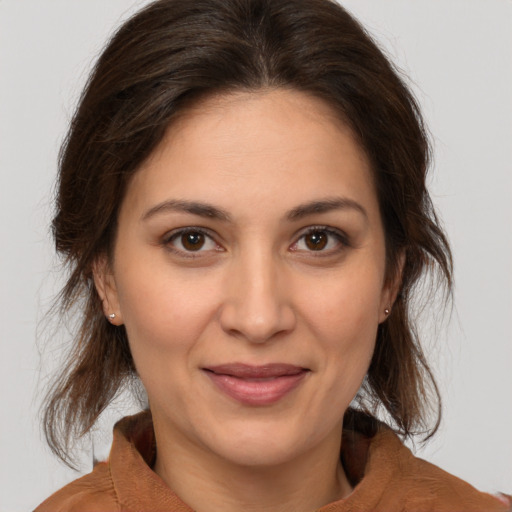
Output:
[369, 429, 511, 511]
[34, 461, 119, 512]
[340, 410, 511, 511]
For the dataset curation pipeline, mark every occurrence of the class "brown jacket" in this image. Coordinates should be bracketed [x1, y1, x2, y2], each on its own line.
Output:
[36, 411, 511, 512]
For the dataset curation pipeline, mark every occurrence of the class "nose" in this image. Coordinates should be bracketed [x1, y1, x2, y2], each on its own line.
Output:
[218, 251, 296, 344]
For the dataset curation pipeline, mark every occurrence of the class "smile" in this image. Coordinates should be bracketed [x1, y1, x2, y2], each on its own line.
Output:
[202, 363, 309, 406]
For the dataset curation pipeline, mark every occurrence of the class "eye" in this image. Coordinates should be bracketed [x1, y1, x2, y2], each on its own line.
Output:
[164, 228, 220, 255]
[291, 227, 348, 254]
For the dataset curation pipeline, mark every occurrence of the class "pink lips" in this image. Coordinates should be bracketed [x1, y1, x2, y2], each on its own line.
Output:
[203, 363, 308, 405]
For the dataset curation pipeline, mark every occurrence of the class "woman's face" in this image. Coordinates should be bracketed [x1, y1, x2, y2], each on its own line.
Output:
[96, 89, 396, 469]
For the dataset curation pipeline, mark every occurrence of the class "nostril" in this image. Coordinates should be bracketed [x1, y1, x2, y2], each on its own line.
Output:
[218, 300, 296, 344]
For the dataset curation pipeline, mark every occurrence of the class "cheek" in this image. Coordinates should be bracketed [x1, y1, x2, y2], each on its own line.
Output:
[300, 266, 384, 339]
[114, 264, 220, 360]
[114, 267, 223, 410]
[296, 264, 383, 390]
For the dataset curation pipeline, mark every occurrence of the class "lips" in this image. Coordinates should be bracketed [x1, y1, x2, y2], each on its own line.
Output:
[203, 363, 309, 405]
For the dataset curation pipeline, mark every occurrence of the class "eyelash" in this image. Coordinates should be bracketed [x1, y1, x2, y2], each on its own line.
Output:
[291, 225, 350, 256]
[161, 225, 350, 258]
[162, 227, 221, 259]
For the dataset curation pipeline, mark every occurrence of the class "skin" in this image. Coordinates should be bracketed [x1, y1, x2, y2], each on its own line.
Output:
[95, 89, 400, 512]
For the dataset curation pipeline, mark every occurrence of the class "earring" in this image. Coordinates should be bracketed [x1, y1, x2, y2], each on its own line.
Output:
[108, 313, 116, 320]
[384, 308, 390, 316]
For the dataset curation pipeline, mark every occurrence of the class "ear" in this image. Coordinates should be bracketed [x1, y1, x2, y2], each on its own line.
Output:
[379, 250, 405, 323]
[92, 254, 123, 325]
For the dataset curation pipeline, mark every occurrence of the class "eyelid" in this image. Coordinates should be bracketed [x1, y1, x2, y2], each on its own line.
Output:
[162, 226, 214, 241]
[160, 224, 350, 258]
[290, 225, 351, 254]
[161, 226, 223, 257]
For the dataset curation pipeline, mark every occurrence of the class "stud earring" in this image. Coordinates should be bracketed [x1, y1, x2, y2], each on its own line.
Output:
[384, 308, 390, 315]
[108, 313, 116, 320]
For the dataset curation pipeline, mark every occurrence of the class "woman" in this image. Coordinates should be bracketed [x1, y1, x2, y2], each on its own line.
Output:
[35, 0, 510, 510]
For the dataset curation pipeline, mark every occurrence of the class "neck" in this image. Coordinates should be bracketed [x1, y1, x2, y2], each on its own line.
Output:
[153, 422, 352, 512]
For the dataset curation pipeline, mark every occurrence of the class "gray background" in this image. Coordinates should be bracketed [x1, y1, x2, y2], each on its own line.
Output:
[1, 1, 511, 510]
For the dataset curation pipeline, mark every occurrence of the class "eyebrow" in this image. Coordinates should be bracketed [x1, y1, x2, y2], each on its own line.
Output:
[286, 197, 368, 221]
[141, 196, 367, 223]
[141, 199, 232, 222]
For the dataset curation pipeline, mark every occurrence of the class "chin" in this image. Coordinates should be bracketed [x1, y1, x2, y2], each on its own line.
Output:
[217, 439, 299, 468]
[199, 419, 321, 469]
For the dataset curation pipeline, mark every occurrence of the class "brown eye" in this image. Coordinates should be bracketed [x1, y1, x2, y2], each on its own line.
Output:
[181, 232, 205, 251]
[165, 228, 220, 256]
[291, 227, 347, 255]
[304, 230, 328, 251]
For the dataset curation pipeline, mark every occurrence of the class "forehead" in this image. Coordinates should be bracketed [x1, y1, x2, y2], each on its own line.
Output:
[122, 89, 377, 221]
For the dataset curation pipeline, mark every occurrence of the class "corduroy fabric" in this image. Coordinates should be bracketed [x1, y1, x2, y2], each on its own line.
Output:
[35, 411, 510, 512]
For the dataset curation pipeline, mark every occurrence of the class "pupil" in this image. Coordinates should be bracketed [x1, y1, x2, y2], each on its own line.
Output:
[306, 231, 327, 250]
[182, 232, 205, 251]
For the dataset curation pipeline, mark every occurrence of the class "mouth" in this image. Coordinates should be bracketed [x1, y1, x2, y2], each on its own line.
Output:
[202, 363, 310, 405]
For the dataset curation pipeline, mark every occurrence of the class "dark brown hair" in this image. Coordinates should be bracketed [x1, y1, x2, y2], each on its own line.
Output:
[44, 0, 452, 465]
